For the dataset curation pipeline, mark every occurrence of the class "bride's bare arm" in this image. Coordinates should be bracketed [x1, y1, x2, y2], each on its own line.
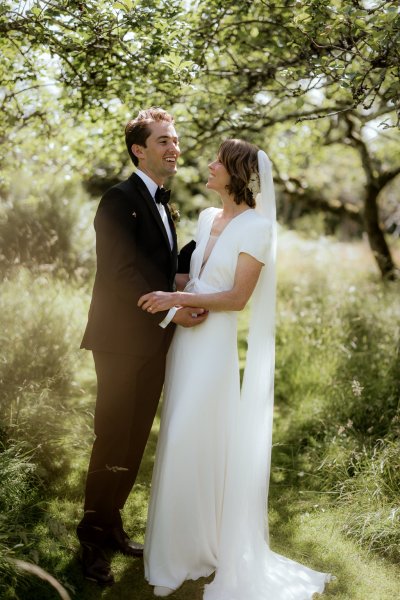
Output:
[138, 253, 263, 313]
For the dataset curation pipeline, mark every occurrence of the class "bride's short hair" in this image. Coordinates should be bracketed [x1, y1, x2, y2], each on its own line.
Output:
[218, 139, 259, 207]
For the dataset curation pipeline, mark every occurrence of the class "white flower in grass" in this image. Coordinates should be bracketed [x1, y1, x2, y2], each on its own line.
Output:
[351, 378, 364, 397]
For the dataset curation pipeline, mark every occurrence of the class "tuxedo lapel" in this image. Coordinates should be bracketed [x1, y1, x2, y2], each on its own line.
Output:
[129, 173, 173, 254]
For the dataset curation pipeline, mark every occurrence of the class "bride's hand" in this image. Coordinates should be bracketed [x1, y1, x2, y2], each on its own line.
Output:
[138, 291, 180, 313]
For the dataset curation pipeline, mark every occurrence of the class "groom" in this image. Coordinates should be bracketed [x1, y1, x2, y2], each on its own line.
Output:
[77, 107, 204, 586]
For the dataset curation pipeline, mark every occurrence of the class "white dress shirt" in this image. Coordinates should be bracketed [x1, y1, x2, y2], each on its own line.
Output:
[135, 169, 177, 328]
[135, 169, 174, 248]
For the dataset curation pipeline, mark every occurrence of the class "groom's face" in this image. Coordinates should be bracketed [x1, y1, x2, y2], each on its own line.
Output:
[133, 121, 180, 185]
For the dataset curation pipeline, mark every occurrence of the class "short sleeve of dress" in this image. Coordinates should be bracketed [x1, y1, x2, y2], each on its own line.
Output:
[238, 216, 272, 265]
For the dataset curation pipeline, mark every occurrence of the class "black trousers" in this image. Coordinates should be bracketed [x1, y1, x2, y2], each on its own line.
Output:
[78, 349, 166, 542]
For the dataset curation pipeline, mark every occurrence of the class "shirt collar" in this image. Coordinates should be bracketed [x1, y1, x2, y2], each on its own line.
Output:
[135, 169, 159, 200]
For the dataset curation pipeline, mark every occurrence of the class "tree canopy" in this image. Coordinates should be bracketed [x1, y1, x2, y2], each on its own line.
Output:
[2, 1, 399, 136]
[1, 0, 399, 276]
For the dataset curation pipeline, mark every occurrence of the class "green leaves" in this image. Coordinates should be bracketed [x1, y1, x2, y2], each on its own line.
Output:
[114, 0, 136, 11]
[0, 0, 398, 200]
[1, 0, 194, 124]
[1, 0, 398, 140]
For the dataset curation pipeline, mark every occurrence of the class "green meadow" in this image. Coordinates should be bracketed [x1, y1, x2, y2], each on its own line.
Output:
[1, 229, 399, 599]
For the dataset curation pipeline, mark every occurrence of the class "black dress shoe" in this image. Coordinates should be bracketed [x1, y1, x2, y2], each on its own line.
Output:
[81, 544, 114, 587]
[107, 527, 144, 557]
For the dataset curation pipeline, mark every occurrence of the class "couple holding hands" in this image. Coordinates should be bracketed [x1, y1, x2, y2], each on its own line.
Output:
[77, 107, 330, 599]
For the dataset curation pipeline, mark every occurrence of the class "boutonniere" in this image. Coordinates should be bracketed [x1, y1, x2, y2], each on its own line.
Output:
[167, 202, 180, 223]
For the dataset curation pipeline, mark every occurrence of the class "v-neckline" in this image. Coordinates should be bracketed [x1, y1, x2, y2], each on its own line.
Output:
[199, 208, 251, 277]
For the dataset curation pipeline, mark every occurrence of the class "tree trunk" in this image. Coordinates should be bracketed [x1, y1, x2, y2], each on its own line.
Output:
[364, 185, 397, 280]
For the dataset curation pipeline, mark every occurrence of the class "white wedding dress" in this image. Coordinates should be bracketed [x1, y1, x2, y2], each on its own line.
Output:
[144, 207, 330, 599]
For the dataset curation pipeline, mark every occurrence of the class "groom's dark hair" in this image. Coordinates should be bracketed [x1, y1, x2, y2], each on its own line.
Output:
[125, 107, 175, 166]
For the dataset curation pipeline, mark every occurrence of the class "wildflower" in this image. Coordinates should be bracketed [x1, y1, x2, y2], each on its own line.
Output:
[351, 378, 364, 397]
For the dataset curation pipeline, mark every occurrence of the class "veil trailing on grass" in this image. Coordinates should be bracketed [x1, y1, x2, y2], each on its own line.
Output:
[204, 151, 329, 600]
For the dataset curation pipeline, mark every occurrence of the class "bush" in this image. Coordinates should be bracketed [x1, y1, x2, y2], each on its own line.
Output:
[0, 182, 95, 277]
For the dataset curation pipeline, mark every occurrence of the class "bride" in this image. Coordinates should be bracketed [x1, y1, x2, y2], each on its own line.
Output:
[138, 139, 331, 599]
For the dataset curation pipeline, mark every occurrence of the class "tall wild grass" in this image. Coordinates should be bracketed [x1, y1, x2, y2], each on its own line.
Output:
[274, 231, 400, 561]
[0, 178, 94, 594]
[0, 268, 89, 595]
[0, 269, 88, 470]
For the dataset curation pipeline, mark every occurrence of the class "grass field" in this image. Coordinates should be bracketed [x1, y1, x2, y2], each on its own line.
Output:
[1, 229, 399, 599]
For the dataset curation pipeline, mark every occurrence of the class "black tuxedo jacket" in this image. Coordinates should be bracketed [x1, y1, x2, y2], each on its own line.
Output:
[81, 173, 178, 357]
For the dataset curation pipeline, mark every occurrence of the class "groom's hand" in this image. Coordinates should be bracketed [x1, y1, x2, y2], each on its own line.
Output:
[172, 307, 208, 328]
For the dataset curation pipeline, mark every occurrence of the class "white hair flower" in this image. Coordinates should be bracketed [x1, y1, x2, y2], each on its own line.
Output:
[248, 172, 260, 196]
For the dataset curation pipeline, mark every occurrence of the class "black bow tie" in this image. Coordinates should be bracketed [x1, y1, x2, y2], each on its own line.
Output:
[155, 187, 171, 206]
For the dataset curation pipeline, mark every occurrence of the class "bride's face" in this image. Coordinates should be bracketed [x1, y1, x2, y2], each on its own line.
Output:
[206, 157, 231, 194]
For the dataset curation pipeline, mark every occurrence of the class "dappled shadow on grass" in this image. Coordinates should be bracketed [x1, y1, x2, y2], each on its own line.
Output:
[100, 559, 212, 600]
[267, 443, 354, 598]
[49, 539, 212, 600]
[268, 486, 337, 591]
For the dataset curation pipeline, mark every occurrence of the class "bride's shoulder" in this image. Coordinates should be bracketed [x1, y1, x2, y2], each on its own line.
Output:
[241, 212, 274, 246]
[198, 206, 220, 222]
[200, 206, 220, 216]
[237, 211, 274, 260]
[245, 209, 272, 228]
